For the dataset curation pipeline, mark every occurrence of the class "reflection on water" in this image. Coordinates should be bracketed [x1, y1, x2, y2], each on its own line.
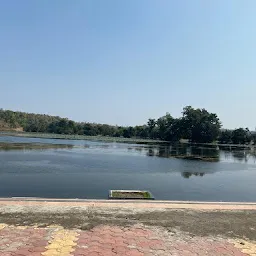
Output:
[1, 138, 256, 164]
[140, 144, 221, 161]
[230, 150, 256, 163]
[182, 172, 205, 178]
[0, 142, 74, 151]
[0, 136, 256, 201]
[139, 144, 256, 164]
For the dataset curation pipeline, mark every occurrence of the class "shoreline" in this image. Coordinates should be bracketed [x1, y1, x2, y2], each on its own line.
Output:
[1, 131, 255, 148]
[0, 131, 166, 144]
[1, 198, 256, 210]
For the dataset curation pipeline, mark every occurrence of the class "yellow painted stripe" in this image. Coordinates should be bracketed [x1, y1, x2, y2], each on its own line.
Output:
[42, 226, 79, 256]
[0, 223, 8, 230]
[0, 223, 40, 230]
[232, 239, 256, 256]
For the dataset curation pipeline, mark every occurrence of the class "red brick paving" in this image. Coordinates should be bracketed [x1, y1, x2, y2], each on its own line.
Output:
[0, 224, 252, 255]
[0, 227, 48, 256]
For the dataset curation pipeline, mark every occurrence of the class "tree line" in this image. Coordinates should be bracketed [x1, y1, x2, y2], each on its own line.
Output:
[0, 107, 255, 144]
[219, 128, 256, 145]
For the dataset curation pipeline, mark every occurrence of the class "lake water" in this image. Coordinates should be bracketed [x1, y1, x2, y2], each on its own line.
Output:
[0, 135, 256, 202]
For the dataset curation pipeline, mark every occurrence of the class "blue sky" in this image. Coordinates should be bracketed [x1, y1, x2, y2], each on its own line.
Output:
[1, 0, 256, 129]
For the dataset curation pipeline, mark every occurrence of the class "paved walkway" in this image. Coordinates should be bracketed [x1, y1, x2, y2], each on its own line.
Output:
[0, 199, 255, 255]
[1, 223, 255, 256]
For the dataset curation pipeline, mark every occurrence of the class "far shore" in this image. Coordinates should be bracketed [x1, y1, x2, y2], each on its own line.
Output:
[0, 142, 73, 150]
[1, 131, 255, 148]
[0, 131, 167, 144]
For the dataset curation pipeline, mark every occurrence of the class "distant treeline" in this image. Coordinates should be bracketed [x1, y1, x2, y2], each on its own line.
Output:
[0, 107, 255, 144]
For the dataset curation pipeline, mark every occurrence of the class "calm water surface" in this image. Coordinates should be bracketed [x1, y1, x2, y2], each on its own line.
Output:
[0, 135, 256, 202]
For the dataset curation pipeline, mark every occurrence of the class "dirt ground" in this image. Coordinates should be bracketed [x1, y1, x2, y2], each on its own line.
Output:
[0, 200, 255, 240]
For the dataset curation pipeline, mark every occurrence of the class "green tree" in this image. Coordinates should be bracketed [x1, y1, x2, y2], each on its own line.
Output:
[251, 133, 256, 145]
[181, 106, 221, 143]
[232, 128, 251, 144]
[156, 113, 174, 140]
[134, 125, 149, 138]
[123, 126, 135, 138]
[147, 118, 156, 139]
[219, 130, 232, 144]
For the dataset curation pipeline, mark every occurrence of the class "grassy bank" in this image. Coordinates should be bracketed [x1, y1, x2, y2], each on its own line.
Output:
[0, 131, 166, 144]
[0, 142, 73, 150]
